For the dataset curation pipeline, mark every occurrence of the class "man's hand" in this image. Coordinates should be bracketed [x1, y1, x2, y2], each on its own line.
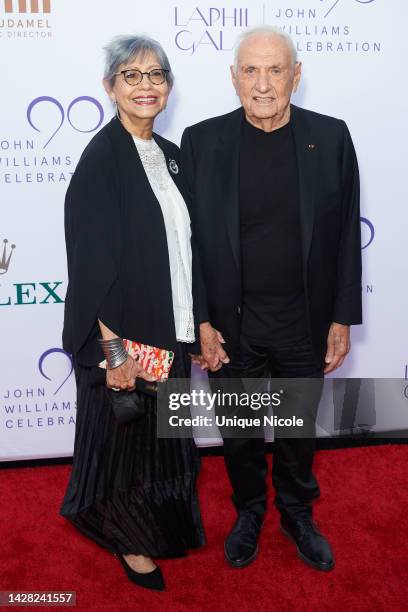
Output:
[106, 355, 156, 391]
[200, 322, 230, 372]
[324, 323, 350, 374]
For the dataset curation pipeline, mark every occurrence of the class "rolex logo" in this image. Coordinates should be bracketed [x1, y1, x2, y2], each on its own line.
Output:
[0, 239, 16, 275]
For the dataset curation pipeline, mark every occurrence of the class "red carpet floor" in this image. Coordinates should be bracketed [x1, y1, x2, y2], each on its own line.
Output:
[1, 445, 408, 611]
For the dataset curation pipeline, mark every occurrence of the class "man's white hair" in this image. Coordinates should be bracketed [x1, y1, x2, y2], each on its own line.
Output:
[233, 26, 298, 71]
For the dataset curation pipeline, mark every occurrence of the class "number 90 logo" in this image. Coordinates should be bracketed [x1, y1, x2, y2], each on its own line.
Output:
[27, 96, 104, 148]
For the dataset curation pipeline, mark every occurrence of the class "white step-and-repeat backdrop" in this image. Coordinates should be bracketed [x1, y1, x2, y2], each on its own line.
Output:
[1, 0, 407, 460]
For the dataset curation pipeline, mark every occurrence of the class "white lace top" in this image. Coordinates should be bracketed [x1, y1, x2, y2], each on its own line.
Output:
[133, 134, 195, 343]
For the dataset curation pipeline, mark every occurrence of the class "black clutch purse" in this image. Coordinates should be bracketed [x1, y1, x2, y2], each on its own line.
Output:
[108, 378, 159, 425]
[88, 368, 158, 425]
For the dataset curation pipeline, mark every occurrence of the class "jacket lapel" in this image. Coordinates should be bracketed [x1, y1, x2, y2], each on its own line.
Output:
[106, 116, 172, 262]
[216, 107, 243, 274]
[107, 116, 160, 209]
[290, 104, 318, 279]
[152, 134, 183, 190]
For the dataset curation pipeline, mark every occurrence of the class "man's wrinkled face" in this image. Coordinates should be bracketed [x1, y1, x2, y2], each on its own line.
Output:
[231, 34, 301, 127]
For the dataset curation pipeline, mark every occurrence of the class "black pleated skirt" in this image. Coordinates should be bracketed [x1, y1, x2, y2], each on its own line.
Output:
[60, 343, 205, 557]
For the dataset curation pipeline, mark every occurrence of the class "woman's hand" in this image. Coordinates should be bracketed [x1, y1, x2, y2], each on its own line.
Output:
[106, 355, 157, 391]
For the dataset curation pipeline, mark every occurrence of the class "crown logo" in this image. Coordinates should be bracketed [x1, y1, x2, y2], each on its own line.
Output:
[0, 239, 16, 275]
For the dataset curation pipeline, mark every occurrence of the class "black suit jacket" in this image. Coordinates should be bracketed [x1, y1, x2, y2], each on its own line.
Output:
[181, 105, 362, 363]
[63, 116, 201, 365]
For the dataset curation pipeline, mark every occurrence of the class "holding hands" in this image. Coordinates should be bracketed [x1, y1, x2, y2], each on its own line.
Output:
[191, 322, 230, 372]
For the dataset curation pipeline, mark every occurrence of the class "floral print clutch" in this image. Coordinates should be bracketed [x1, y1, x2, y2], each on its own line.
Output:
[99, 339, 174, 381]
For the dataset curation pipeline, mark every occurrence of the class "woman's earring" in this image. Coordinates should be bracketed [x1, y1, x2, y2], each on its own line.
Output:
[113, 99, 121, 121]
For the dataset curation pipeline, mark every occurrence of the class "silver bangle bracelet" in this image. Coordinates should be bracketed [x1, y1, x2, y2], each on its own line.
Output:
[98, 337, 128, 369]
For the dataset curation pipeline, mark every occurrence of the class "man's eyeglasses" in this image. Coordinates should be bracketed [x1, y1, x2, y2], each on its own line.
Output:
[114, 68, 169, 86]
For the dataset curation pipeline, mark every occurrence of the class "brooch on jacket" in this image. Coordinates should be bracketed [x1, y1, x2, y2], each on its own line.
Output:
[168, 159, 179, 174]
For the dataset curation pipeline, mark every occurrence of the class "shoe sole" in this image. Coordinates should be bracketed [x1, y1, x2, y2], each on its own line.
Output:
[280, 526, 335, 572]
[224, 542, 259, 569]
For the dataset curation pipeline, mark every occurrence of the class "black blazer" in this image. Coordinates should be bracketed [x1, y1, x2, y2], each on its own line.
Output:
[63, 116, 200, 366]
[181, 105, 362, 363]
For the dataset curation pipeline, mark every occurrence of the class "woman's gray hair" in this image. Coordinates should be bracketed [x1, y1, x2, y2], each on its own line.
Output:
[233, 26, 297, 71]
[103, 34, 174, 89]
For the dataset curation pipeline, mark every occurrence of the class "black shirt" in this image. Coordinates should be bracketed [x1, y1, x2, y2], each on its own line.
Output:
[239, 118, 308, 345]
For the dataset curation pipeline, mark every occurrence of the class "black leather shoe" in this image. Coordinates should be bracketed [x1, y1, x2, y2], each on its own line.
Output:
[280, 516, 334, 571]
[116, 554, 165, 591]
[224, 510, 263, 568]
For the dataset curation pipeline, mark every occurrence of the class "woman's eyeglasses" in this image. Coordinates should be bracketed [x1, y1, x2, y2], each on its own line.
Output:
[114, 68, 169, 86]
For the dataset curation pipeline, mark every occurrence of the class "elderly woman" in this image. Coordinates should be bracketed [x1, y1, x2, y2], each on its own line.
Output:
[60, 35, 205, 591]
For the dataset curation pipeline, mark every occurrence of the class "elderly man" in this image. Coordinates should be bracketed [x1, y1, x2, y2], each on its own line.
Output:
[181, 26, 361, 571]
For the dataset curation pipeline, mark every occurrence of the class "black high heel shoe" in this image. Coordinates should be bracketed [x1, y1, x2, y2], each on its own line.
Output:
[115, 554, 165, 591]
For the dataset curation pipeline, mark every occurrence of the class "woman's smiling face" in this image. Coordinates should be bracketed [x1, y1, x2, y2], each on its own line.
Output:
[105, 51, 170, 128]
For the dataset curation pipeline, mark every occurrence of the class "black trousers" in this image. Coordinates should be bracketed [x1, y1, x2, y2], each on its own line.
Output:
[209, 333, 324, 520]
